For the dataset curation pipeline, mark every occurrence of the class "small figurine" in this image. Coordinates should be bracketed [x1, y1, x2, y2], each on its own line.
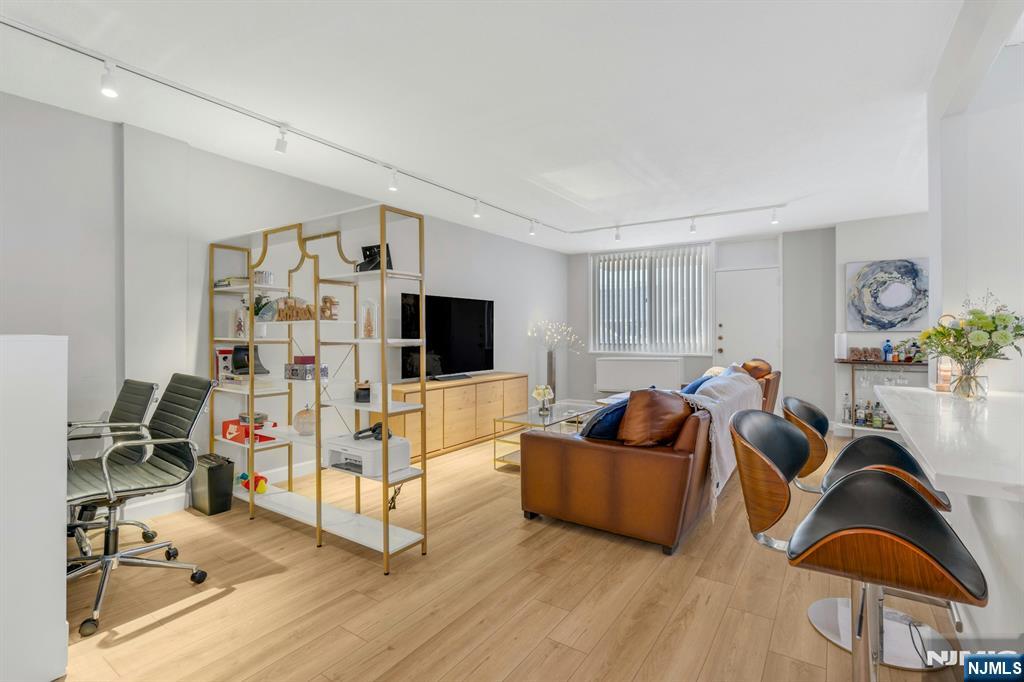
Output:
[238, 471, 268, 494]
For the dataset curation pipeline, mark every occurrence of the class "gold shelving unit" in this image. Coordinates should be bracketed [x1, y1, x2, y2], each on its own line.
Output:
[208, 205, 427, 574]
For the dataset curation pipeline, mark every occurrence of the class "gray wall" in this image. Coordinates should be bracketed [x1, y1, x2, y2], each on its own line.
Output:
[781, 227, 836, 413]
[0, 93, 124, 430]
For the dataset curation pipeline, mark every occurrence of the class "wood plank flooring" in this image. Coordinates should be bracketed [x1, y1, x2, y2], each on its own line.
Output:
[65, 436, 961, 682]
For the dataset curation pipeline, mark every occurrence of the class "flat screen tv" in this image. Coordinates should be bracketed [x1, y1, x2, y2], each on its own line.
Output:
[401, 293, 494, 379]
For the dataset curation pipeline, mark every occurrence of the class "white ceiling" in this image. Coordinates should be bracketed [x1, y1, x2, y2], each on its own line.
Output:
[0, 1, 961, 253]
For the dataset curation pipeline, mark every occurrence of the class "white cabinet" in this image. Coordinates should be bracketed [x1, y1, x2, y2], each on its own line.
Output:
[0, 336, 68, 681]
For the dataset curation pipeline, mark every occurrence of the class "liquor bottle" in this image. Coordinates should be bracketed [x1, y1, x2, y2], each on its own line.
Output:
[855, 401, 866, 426]
[864, 401, 873, 426]
[882, 339, 894, 362]
[842, 393, 852, 424]
[872, 403, 883, 429]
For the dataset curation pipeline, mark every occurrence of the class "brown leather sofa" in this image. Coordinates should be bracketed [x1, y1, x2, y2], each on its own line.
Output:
[520, 409, 711, 554]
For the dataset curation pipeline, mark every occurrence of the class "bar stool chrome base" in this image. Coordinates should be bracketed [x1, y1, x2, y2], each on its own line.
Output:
[808, 597, 951, 671]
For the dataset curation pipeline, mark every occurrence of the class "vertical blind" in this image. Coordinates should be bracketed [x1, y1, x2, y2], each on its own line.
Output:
[591, 243, 711, 354]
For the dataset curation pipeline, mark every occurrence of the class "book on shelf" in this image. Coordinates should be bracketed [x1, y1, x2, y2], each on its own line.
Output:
[213, 276, 249, 288]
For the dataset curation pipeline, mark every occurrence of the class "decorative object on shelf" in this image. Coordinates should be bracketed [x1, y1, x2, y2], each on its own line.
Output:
[222, 418, 276, 444]
[532, 385, 554, 415]
[214, 275, 249, 289]
[935, 356, 953, 392]
[238, 472, 268, 494]
[528, 321, 584, 402]
[846, 258, 929, 331]
[238, 411, 268, 426]
[915, 293, 1024, 401]
[284, 357, 328, 381]
[848, 346, 865, 361]
[320, 295, 339, 321]
[360, 299, 379, 339]
[354, 381, 371, 403]
[253, 270, 274, 286]
[834, 333, 847, 360]
[231, 344, 269, 375]
[232, 308, 248, 338]
[273, 296, 318, 322]
[215, 348, 233, 379]
[294, 404, 316, 436]
[356, 243, 393, 272]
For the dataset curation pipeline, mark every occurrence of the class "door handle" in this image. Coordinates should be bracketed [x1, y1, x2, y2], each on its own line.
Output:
[717, 348, 724, 354]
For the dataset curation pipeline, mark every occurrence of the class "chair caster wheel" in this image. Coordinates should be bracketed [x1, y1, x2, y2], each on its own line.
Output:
[142, 530, 158, 542]
[165, 547, 178, 561]
[190, 570, 207, 584]
[79, 618, 99, 636]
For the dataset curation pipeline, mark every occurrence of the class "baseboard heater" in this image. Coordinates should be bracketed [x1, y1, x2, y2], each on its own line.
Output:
[595, 357, 685, 393]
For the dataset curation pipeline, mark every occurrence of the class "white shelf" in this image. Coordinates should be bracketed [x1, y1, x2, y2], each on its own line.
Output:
[213, 337, 292, 345]
[259, 319, 355, 326]
[260, 425, 342, 447]
[214, 384, 289, 397]
[214, 435, 287, 451]
[321, 338, 423, 347]
[232, 482, 423, 554]
[320, 396, 423, 414]
[213, 284, 291, 294]
[320, 269, 422, 283]
[834, 421, 900, 435]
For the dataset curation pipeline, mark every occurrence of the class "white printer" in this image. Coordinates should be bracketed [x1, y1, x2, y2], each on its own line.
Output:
[324, 433, 410, 478]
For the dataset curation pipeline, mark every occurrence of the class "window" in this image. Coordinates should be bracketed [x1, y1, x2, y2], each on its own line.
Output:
[590, 243, 711, 354]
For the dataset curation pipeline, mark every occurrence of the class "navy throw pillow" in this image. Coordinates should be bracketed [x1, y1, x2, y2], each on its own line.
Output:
[681, 375, 714, 394]
[579, 400, 628, 440]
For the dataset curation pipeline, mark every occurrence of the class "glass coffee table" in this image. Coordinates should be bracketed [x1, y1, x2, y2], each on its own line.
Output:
[493, 399, 602, 469]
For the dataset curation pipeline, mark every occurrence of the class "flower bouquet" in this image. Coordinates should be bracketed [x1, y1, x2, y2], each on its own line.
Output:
[532, 384, 554, 415]
[915, 293, 1024, 400]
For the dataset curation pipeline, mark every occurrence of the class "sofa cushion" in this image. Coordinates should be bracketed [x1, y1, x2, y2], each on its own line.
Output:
[681, 375, 714, 394]
[579, 399, 628, 441]
[617, 389, 693, 446]
[742, 358, 773, 380]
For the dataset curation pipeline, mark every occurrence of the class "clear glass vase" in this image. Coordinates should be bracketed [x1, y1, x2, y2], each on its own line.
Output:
[951, 373, 988, 401]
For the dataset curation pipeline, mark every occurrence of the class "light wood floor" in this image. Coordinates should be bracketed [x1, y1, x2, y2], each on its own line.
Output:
[66, 437, 961, 682]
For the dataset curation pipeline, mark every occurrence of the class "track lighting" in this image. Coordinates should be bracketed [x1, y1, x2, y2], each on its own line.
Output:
[100, 61, 119, 98]
[529, 220, 536, 236]
[614, 227, 621, 241]
[274, 126, 288, 155]
[473, 198, 481, 219]
[388, 168, 398, 192]
[689, 218, 697, 234]
[770, 208, 780, 225]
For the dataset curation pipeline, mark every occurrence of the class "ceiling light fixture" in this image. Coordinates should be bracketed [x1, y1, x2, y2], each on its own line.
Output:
[614, 227, 621, 241]
[770, 208, 780, 225]
[388, 168, 398, 192]
[689, 218, 697, 234]
[529, 220, 536, 237]
[274, 126, 288, 154]
[473, 198, 481, 219]
[99, 61, 119, 98]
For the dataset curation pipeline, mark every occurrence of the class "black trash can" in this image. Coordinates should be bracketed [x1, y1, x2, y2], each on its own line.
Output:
[191, 454, 234, 515]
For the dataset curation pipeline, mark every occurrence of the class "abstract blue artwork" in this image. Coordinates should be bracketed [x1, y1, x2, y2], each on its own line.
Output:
[846, 258, 929, 331]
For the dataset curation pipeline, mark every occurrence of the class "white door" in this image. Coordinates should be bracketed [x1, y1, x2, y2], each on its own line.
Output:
[714, 267, 781, 376]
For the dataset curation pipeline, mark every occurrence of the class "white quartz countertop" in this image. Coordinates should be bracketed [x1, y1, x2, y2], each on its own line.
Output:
[875, 386, 1024, 501]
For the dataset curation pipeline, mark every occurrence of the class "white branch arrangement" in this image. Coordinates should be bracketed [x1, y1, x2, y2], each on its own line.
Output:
[528, 320, 584, 353]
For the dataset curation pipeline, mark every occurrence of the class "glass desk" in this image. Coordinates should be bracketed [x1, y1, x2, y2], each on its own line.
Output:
[493, 399, 602, 469]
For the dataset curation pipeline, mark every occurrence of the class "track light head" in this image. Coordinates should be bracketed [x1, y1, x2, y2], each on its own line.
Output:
[274, 126, 288, 154]
[100, 61, 119, 98]
[614, 227, 621, 241]
[689, 218, 697, 234]
[529, 220, 536, 236]
[388, 168, 398, 192]
[770, 208, 780, 225]
[473, 198, 481, 219]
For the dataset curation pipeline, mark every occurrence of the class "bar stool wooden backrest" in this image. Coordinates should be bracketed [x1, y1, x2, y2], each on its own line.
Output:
[728, 410, 808, 535]
[781, 396, 829, 478]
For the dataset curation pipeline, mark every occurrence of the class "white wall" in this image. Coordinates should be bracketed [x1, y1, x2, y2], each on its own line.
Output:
[782, 227, 836, 413]
[0, 94, 124, 440]
[940, 45, 1024, 392]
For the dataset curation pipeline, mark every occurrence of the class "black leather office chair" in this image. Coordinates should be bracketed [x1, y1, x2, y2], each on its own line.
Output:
[66, 374, 214, 636]
[782, 396, 950, 510]
[729, 410, 986, 681]
[67, 379, 160, 556]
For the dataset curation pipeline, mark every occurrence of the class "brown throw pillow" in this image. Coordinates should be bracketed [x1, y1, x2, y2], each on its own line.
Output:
[742, 358, 772, 380]
[617, 389, 693, 446]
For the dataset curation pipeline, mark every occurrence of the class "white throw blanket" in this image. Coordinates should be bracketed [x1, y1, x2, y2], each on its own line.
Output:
[680, 373, 763, 515]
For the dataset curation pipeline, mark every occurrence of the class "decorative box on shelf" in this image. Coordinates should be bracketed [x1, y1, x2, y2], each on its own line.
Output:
[285, 355, 329, 381]
[221, 418, 277, 444]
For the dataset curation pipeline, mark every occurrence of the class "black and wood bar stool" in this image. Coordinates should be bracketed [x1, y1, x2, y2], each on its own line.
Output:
[729, 410, 987, 681]
[782, 396, 951, 510]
